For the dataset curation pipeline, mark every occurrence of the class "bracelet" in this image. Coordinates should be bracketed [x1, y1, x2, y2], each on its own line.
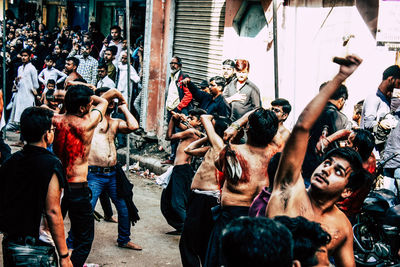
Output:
[230, 122, 241, 131]
[91, 108, 103, 122]
[60, 252, 69, 259]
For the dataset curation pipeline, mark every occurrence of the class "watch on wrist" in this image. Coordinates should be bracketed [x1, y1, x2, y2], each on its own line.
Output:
[230, 122, 241, 131]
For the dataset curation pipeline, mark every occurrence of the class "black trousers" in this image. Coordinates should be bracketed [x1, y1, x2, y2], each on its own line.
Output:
[160, 164, 194, 231]
[0, 135, 11, 164]
[62, 186, 94, 267]
[179, 191, 219, 267]
[204, 206, 249, 267]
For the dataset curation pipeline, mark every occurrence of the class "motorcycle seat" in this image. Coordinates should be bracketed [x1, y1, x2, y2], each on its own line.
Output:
[384, 204, 400, 226]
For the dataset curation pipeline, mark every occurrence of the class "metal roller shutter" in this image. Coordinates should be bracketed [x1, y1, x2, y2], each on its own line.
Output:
[173, 0, 226, 84]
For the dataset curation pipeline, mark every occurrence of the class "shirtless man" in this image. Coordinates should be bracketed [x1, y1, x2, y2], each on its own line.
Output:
[179, 114, 230, 267]
[266, 55, 364, 267]
[205, 108, 279, 267]
[63, 57, 84, 89]
[52, 85, 125, 266]
[87, 87, 141, 250]
[270, 98, 291, 150]
[160, 108, 206, 233]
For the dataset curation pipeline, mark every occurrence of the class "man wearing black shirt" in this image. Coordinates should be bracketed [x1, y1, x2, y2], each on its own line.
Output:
[0, 107, 72, 266]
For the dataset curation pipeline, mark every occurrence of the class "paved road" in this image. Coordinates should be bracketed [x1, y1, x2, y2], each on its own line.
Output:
[1, 132, 182, 267]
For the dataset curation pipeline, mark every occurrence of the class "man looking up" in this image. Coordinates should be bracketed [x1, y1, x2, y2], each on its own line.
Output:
[68, 42, 98, 85]
[52, 85, 125, 266]
[0, 107, 72, 267]
[205, 108, 279, 266]
[266, 55, 364, 267]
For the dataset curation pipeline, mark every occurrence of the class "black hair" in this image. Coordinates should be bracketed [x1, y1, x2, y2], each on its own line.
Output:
[47, 79, 56, 85]
[198, 80, 209, 89]
[95, 87, 110, 96]
[319, 82, 348, 100]
[66, 57, 80, 68]
[82, 42, 92, 49]
[45, 55, 54, 62]
[382, 65, 400, 80]
[323, 147, 364, 191]
[20, 107, 54, 143]
[352, 129, 374, 162]
[271, 98, 292, 115]
[354, 100, 364, 114]
[110, 25, 121, 33]
[210, 76, 226, 88]
[212, 114, 231, 138]
[268, 152, 281, 189]
[221, 216, 294, 267]
[46, 89, 55, 101]
[188, 108, 207, 120]
[19, 48, 32, 56]
[172, 55, 182, 66]
[106, 46, 117, 56]
[247, 108, 279, 147]
[274, 216, 331, 267]
[98, 63, 107, 70]
[64, 85, 94, 114]
[222, 59, 236, 68]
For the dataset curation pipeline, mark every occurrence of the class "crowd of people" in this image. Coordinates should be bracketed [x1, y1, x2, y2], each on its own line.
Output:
[0, 15, 400, 267]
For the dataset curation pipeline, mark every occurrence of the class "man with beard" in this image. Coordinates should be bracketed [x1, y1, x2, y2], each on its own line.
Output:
[68, 42, 98, 85]
[52, 85, 125, 266]
[221, 59, 236, 86]
[63, 57, 83, 89]
[85, 87, 141, 250]
[266, 55, 365, 267]
[100, 25, 123, 65]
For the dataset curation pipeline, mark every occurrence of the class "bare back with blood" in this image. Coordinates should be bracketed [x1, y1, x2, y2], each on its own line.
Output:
[53, 114, 95, 183]
[217, 143, 278, 207]
[190, 147, 220, 191]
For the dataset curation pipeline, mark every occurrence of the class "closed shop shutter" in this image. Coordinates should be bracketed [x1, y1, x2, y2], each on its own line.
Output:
[173, 0, 226, 84]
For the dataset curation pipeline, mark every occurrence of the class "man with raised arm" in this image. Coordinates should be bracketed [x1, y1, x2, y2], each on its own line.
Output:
[52, 85, 125, 266]
[266, 55, 364, 267]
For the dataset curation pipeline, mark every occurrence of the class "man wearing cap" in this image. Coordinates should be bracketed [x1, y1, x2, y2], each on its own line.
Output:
[221, 59, 236, 86]
[360, 65, 400, 152]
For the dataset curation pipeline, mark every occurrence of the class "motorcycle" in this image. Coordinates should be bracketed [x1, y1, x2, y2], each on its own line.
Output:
[353, 155, 400, 266]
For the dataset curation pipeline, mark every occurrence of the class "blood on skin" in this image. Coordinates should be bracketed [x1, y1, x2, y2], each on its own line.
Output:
[53, 120, 86, 179]
[234, 151, 250, 183]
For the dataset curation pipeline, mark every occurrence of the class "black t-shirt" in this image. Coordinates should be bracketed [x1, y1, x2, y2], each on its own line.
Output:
[0, 145, 66, 239]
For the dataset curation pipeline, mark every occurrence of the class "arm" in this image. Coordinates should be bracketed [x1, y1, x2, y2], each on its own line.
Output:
[45, 173, 73, 267]
[223, 109, 255, 142]
[250, 86, 261, 109]
[332, 223, 356, 267]
[362, 96, 380, 130]
[184, 136, 210, 157]
[274, 55, 362, 189]
[316, 129, 351, 154]
[129, 65, 140, 84]
[31, 67, 39, 89]
[117, 104, 139, 134]
[38, 69, 46, 84]
[177, 81, 193, 111]
[201, 114, 225, 152]
[187, 80, 209, 103]
[166, 115, 196, 141]
[67, 44, 78, 57]
[55, 69, 67, 84]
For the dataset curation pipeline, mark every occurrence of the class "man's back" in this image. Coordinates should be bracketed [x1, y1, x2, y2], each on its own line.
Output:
[53, 114, 95, 182]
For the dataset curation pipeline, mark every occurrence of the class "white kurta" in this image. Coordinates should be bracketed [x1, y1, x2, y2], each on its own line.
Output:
[117, 62, 140, 101]
[10, 62, 39, 123]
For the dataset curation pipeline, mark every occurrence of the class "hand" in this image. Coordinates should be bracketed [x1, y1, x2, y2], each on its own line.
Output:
[224, 126, 238, 142]
[338, 54, 363, 79]
[117, 103, 128, 112]
[172, 113, 181, 121]
[59, 256, 73, 267]
[181, 77, 191, 86]
[15, 77, 21, 83]
[228, 93, 247, 103]
[31, 88, 38, 96]
[379, 119, 392, 130]
[315, 138, 330, 156]
[88, 84, 96, 91]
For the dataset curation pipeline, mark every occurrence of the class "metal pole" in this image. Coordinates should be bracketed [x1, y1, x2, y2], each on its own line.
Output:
[125, 0, 131, 176]
[2, 0, 6, 138]
[273, 0, 279, 99]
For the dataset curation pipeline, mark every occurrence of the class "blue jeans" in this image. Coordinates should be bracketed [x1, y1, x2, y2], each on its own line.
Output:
[88, 170, 131, 245]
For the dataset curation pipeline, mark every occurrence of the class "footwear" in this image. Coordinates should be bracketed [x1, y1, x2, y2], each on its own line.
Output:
[118, 241, 142, 251]
[161, 159, 174, 165]
[104, 216, 118, 223]
[165, 230, 182, 236]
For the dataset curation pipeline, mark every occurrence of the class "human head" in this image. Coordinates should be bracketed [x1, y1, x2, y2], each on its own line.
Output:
[65, 57, 79, 74]
[47, 79, 56, 90]
[352, 100, 364, 125]
[320, 82, 348, 111]
[209, 76, 226, 97]
[64, 85, 94, 115]
[20, 49, 31, 63]
[97, 64, 108, 79]
[110, 25, 122, 41]
[222, 59, 236, 80]
[187, 108, 207, 128]
[95, 87, 115, 113]
[347, 129, 375, 162]
[53, 44, 61, 55]
[246, 108, 279, 147]
[26, 37, 33, 47]
[310, 147, 364, 198]
[81, 42, 92, 57]
[45, 89, 58, 107]
[170, 56, 182, 73]
[274, 216, 331, 267]
[104, 47, 116, 63]
[381, 65, 400, 97]
[198, 80, 210, 94]
[20, 107, 54, 146]
[45, 55, 54, 68]
[221, 216, 295, 267]
[120, 51, 129, 65]
[271, 98, 292, 122]
[235, 59, 250, 83]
